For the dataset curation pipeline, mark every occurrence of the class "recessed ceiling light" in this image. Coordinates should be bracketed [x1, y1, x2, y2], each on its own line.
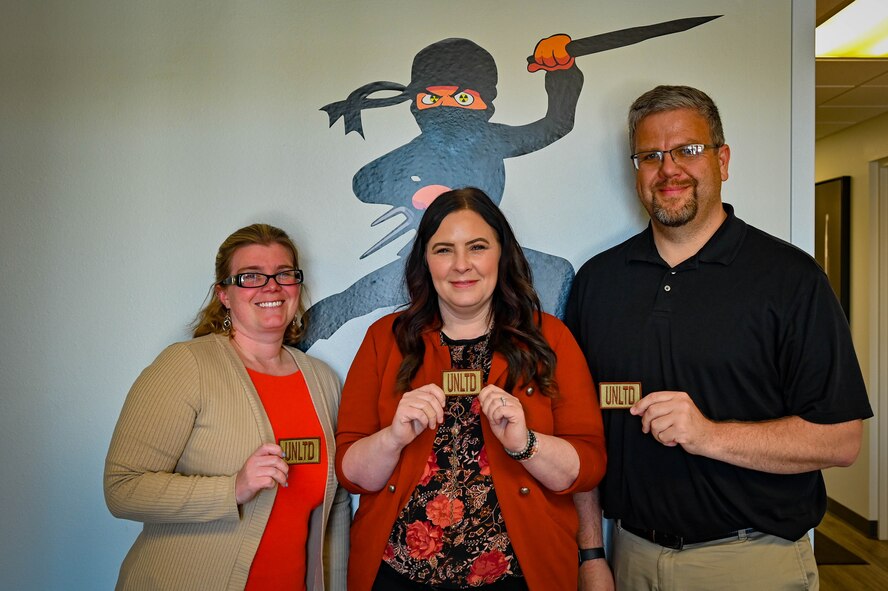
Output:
[816, 0, 888, 57]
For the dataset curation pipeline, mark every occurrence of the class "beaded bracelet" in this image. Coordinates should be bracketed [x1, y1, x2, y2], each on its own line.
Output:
[505, 429, 539, 462]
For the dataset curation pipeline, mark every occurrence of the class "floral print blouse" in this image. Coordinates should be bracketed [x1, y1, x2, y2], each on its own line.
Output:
[383, 332, 523, 588]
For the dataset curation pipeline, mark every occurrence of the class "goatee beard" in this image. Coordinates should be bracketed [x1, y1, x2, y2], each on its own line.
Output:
[652, 184, 698, 227]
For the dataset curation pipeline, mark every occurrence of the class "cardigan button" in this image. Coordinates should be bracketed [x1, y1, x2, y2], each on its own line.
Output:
[525, 387, 534, 396]
[519, 487, 530, 496]
[388, 484, 396, 493]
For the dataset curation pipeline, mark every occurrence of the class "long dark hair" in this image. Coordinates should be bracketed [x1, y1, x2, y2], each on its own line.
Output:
[393, 187, 557, 396]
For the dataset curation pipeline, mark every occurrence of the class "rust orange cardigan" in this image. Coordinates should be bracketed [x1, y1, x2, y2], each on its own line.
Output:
[335, 312, 606, 591]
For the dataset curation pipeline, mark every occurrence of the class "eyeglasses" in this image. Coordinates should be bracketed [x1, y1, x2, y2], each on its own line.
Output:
[219, 269, 304, 288]
[630, 143, 721, 170]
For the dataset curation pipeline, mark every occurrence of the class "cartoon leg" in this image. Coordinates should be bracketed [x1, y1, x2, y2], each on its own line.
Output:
[524, 248, 575, 320]
[298, 260, 408, 351]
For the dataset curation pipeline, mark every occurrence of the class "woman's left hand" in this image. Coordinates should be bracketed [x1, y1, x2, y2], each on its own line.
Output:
[478, 385, 529, 454]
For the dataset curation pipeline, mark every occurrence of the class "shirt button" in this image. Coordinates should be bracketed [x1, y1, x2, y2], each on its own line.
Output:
[519, 487, 530, 496]
[526, 387, 534, 396]
[388, 484, 396, 493]
[664, 285, 671, 292]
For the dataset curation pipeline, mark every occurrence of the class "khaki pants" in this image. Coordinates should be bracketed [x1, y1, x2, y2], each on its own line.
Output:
[613, 523, 819, 591]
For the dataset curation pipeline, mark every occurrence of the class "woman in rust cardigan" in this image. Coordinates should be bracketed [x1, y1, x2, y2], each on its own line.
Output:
[335, 188, 606, 590]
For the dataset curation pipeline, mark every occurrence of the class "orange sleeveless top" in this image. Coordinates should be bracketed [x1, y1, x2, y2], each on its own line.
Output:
[244, 370, 327, 591]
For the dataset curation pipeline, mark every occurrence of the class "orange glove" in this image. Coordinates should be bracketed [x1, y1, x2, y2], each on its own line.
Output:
[527, 34, 574, 73]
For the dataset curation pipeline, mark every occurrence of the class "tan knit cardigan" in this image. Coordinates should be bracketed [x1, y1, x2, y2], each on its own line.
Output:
[104, 333, 349, 590]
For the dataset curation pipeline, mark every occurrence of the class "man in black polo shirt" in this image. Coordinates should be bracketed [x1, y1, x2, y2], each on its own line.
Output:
[566, 85, 873, 590]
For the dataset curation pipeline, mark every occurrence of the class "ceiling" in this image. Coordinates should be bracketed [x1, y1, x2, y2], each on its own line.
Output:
[816, 0, 888, 139]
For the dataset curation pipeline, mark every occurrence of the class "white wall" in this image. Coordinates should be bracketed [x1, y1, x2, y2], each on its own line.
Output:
[0, 1, 803, 588]
[816, 109, 888, 521]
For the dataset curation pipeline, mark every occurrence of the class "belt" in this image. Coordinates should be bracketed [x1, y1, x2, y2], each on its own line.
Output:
[620, 521, 755, 551]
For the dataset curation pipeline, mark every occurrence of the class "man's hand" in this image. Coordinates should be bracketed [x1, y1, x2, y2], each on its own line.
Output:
[631, 390, 713, 454]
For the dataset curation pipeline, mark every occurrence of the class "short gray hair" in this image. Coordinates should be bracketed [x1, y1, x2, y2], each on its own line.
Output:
[628, 85, 724, 150]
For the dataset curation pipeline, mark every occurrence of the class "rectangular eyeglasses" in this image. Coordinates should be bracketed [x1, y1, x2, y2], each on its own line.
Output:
[630, 143, 720, 170]
[219, 269, 304, 288]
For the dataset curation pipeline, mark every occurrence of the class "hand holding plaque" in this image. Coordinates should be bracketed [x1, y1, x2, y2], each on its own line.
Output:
[630, 390, 713, 452]
[234, 443, 290, 505]
[389, 384, 446, 448]
[478, 384, 529, 454]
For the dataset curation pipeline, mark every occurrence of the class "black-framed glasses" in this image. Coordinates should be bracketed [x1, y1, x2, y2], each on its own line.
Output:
[219, 269, 304, 288]
[630, 143, 721, 170]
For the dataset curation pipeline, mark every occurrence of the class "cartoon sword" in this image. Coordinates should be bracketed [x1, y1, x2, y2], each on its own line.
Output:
[527, 15, 722, 66]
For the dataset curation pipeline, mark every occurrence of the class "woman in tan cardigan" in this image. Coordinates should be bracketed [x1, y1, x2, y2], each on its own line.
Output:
[105, 223, 349, 590]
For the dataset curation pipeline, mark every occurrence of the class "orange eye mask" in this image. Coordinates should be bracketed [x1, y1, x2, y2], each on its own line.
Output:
[417, 86, 487, 110]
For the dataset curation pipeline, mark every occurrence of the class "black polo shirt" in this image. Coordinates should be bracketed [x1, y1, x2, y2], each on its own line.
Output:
[565, 204, 872, 541]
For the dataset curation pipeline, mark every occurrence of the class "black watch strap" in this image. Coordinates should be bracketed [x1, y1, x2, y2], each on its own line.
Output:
[578, 547, 607, 564]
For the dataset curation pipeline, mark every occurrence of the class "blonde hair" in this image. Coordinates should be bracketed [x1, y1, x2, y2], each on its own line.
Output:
[191, 223, 307, 345]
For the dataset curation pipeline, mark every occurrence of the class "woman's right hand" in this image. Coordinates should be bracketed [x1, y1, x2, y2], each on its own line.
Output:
[235, 443, 289, 505]
[388, 384, 446, 448]
[340, 384, 445, 491]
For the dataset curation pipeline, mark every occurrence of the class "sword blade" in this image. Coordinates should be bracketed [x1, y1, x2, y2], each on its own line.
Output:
[526, 15, 722, 64]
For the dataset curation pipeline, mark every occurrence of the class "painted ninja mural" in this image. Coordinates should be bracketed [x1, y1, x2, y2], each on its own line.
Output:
[302, 16, 720, 351]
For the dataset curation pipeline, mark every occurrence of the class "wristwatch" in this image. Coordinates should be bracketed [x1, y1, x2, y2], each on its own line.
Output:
[578, 547, 606, 564]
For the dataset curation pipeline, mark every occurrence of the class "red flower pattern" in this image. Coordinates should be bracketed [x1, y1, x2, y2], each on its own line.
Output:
[478, 445, 490, 475]
[467, 550, 510, 586]
[383, 334, 520, 585]
[406, 520, 444, 560]
[426, 494, 465, 527]
[418, 452, 440, 486]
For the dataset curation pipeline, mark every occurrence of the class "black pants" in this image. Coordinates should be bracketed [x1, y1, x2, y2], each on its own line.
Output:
[372, 562, 530, 591]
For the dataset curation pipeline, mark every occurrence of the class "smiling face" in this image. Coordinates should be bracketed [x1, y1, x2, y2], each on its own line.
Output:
[633, 108, 730, 230]
[216, 243, 301, 344]
[425, 209, 501, 324]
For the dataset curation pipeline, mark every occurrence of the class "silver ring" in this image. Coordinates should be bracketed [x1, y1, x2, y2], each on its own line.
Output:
[500, 396, 506, 407]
